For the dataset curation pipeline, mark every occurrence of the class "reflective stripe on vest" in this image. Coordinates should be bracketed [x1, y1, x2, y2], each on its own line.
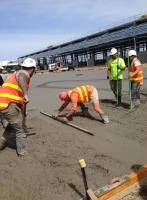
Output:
[0, 102, 9, 109]
[0, 93, 23, 101]
[130, 71, 143, 81]
[81, 86, 89, 102]
[130, 58, 143, 83]
[68, 85, 90, 103]
[0, 73, 27, 110]
[3, 83, 23, 93]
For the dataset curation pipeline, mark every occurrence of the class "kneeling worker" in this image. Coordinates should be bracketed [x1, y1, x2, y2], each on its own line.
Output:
[53, 85, 109, 124]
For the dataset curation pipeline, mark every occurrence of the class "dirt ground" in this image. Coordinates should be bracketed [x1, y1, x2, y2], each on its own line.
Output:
[0, 67, 147, 200]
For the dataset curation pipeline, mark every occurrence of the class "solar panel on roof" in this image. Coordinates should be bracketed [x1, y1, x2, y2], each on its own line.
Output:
[19, 21, 147, 59]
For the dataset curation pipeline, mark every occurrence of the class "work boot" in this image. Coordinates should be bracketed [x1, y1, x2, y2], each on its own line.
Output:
[16, 136, 27, 156]
[135, 99, 140, 107]
[131, 99, 140, 109]
[100, 113, 109, 124]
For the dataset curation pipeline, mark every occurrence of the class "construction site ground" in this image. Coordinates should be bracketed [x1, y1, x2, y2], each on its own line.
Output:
[0, 66, 147, 200]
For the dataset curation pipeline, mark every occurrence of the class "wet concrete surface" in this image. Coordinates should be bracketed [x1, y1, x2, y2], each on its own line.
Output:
[0, 67, 147, 200]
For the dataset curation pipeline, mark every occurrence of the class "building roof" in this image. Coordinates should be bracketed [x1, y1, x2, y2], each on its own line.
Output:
[18, 15, 147, 59]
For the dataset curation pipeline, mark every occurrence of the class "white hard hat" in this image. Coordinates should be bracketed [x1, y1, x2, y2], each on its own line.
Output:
[128, 50, 137, 57]
[21, 58, 36, 68]
[110, 48, 117, 55]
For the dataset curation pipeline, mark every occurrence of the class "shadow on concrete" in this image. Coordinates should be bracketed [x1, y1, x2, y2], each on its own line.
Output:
[74, 111, 102, 123]
[68, 183, 84, 198]
[100, 99, 130, 109]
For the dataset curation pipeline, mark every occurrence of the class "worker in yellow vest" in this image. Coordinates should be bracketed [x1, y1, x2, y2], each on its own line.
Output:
[128, 50, 143, 107]
[0, 58, 36, 156]
[107, 48, 126, 105]
[53, 85, 109, 124]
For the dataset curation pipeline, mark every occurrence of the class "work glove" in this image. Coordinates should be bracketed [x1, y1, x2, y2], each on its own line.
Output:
[128, 72, 134, 78]
[107, 75, 109, 80]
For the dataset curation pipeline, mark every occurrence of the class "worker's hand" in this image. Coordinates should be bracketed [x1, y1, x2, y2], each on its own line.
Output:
[128, 73, 133, 78]
[62, 117, 68, 123]
[23, 94, 29, 104]
[107, 75, 109, 79]
[52, 111, 59, 119]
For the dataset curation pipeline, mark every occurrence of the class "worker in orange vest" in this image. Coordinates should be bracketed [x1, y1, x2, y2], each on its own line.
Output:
[0, 58, 36, 156]
[128, 50, 143, 107]
[53, 85, 109, 124]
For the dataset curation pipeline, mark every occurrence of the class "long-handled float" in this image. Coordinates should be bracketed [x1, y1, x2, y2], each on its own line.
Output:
[40, 111, 94, 136]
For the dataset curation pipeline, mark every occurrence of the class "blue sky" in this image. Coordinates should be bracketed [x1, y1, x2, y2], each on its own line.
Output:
[0, 0, 147, 60]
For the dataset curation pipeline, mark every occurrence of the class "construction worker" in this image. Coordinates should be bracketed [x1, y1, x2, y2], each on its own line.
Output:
[107, 48, 126, 105]
[0, 57, 36, 156]
[53, 85, 109, 124]
[128, 50, 143, 107]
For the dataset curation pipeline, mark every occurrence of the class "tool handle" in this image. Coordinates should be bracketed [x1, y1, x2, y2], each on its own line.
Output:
[40, 111, 94, 136]
[79, 159, 89, 200]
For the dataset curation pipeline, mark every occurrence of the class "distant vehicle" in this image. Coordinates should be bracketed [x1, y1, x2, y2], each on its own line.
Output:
[48, 62, 75, 72]
[48, 63, 57, 72]
[1, 69, 8, 74]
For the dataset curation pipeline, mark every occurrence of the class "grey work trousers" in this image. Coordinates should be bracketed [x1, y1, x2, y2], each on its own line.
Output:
[0, 103, 27, 155]
[131, 82, 141, 104]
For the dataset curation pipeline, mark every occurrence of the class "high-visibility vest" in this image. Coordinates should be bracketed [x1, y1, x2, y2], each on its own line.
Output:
[0, 72, 29, 110]
[130, 58, 143, 84]
[68, 85, 94, 103]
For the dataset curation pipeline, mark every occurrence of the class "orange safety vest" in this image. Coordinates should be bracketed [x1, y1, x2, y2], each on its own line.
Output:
[68, 85, 94, 103]
[0, 72, 29, 110]
[130, 58, 143, 84]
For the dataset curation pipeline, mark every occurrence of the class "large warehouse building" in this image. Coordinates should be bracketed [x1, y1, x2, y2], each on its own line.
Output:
[18, 14, 147, 69]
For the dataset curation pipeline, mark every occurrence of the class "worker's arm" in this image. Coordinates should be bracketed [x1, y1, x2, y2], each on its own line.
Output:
[129, 66, 140, 78]
[16, 71, 30, 103]
[53, 101, 69, 118]
[118, 58, 126, 70]
[64, 93, 78, 121]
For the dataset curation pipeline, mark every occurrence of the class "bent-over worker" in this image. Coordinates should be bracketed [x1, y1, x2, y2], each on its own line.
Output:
[53, 85, 109, 124]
